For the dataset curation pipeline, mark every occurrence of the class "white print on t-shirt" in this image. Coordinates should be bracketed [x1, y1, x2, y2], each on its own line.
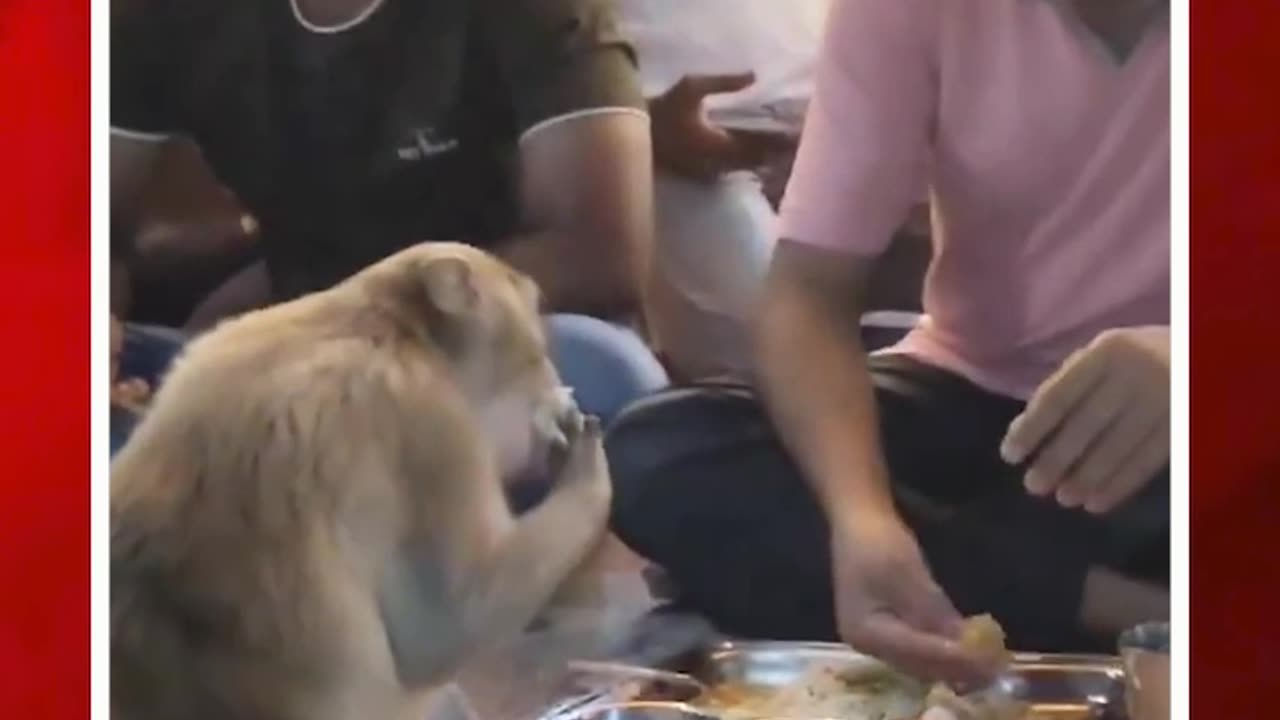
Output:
[396, 126, 460, 162]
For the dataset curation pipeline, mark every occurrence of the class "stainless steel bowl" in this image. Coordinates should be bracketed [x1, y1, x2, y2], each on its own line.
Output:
[1118, 622, 1170, 720]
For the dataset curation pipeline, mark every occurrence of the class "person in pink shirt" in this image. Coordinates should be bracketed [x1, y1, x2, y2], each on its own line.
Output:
[607, 0, 1170, 682]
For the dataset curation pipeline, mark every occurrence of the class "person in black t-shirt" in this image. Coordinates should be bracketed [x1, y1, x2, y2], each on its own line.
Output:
[109, 0, 669, 450]
[112, 0, 652, 316]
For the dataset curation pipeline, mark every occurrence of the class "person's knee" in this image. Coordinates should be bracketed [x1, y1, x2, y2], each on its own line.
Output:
[605, 386, 763, 511]
[604, 392, 691, 511]
[545, 314, 668, 425]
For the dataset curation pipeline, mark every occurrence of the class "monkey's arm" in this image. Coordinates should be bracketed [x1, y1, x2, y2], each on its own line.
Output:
[378, 424, 610, 689]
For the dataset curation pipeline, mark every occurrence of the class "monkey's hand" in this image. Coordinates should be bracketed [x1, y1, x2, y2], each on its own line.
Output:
[535, 386, 580, 452]
[553, 415, 612, 510]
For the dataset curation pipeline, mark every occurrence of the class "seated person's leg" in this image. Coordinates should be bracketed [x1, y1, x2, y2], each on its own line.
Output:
[646, 171, 776, 383]
[605, 355, 1168, 652]
[545, 313, 669, 427]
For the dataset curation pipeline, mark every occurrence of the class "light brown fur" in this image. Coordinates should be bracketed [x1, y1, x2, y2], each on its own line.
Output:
[111, 243, 612, 720]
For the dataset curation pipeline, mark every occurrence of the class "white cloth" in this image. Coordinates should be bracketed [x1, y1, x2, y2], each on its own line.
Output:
[618, 1, 828, 381]
[646, 171, 778, 382]
[618, 0, 828, 120]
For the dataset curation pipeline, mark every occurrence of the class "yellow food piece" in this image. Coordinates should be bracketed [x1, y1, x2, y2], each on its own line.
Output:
[959, 614, 1013, 667]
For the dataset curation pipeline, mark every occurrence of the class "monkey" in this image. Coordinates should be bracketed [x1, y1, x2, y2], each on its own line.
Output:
[110, 242, 613, 720]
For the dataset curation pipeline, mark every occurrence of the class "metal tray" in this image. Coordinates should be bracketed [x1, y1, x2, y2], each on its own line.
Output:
[552, 642, 1126, 720]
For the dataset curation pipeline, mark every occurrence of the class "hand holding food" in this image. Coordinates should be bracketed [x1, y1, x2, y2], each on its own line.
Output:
[830, 512, 997, 686]
[691, 616, 1025, 720]
[1002, 326, 1169, 514]
[917, 616, 1024, 720]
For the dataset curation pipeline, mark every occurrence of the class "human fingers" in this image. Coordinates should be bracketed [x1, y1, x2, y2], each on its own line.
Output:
[1054, 396, 1164, 509]
[672, 72, 757, 102]
[894, 564, 965, 638]
[1001, 348, 1108, 466]
[1022, 374, 1130, 501]
[1084, 422, 1168, 514]
[847, 613, 995, 687]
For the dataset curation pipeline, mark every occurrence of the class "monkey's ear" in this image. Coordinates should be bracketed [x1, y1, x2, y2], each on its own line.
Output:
[422, 257, 478, 315]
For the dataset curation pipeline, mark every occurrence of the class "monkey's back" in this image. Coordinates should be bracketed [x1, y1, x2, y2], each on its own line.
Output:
[110, 299, 423, 720]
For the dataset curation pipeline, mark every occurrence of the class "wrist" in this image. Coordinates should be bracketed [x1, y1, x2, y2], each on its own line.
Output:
[822, 478, 899, 536]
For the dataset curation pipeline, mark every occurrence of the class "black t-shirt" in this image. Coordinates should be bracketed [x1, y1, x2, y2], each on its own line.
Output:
[112, 0, 644, 300]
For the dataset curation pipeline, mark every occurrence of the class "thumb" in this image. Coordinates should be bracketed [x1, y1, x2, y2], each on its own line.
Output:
[676, 72, 757, 99]
[900, 575, 963, 637]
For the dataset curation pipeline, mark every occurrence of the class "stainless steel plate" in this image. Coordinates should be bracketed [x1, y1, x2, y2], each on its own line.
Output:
[548, 642, 1127, 720]
[565, 702, 719, 720]
[672, 642, 1125, 719]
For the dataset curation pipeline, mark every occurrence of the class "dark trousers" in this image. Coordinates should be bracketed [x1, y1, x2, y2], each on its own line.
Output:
[605, 355, 1168, 653]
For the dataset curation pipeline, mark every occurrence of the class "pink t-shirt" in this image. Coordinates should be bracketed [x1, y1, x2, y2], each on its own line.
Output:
[779, 0, 1170, 399]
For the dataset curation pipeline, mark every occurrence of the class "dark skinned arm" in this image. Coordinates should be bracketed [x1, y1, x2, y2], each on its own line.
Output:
[499, 112, 653, 320]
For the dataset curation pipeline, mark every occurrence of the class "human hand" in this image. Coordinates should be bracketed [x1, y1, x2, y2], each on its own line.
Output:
[650, 73, 795, 182]
[1002, 327, 1170, 515]
[112, 377, 152, 413]
[110, 315, 152, 413]
[830, 510, 997, 686]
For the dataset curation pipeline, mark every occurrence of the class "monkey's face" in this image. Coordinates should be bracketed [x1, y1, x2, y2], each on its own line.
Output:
[465, 274, 577, 484]
[405, 244, 578, 483]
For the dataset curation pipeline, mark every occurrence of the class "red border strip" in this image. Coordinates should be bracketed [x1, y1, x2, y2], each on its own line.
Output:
[0, 0, 1272, 715]
[0, 0, 91, 716]
[1190, 1, 1280, 717]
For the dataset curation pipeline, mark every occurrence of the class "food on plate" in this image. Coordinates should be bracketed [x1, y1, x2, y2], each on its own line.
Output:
[695, 664, 928, 720]
[922, 683, 1028, 720]
[917, 615, 1023, 720]
[688, 615, 1027, 720]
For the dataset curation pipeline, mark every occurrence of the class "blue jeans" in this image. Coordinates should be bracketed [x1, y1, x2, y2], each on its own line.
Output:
[110, 315, 669, 457]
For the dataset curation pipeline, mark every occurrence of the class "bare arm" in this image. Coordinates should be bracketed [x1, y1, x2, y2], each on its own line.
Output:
[111, 134, 167, 317]
[751, 1, 990, 682]
[761, 0, 939, 523]
[112, 134, 166, 244]
[756, 242, 894, 525]
[498, 113, 654, 320]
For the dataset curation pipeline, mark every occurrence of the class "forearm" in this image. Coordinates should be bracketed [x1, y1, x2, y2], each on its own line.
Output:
[459, 480, 609, 648]
[111, 135, 166, 320]
[381, 479, 607, 688]
[496, 229, 644, 321]
[756, 281, 895, 525]
[513, 112, 653, 321]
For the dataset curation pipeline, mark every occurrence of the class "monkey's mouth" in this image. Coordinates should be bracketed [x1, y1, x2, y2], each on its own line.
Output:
[533, 386, 579, 450]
